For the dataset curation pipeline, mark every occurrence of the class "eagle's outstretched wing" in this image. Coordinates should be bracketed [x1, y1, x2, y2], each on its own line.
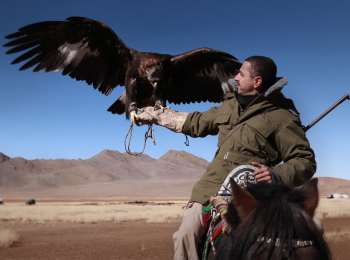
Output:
[168, 48, 241, 104]
[4, 16, 132, 96]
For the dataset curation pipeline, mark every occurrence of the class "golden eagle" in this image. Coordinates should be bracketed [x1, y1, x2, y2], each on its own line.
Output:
[4, 17, 241, 122]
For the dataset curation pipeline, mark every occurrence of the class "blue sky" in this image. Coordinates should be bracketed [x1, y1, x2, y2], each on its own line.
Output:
[0, 1, 349, 180]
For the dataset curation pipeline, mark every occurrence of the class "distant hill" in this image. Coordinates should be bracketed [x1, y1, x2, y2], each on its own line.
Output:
[0, 152, 10, 163]
[0, 150, 349, 199]
[159, 150, 209, 170]
[317, 177, 350, 196]
[0, 150, 208, 188]
[0, 150, 209, 199]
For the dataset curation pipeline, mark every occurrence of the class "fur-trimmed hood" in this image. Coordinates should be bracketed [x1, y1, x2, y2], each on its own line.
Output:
[265, 77, 300, 115]
[263, 77, 288, 97]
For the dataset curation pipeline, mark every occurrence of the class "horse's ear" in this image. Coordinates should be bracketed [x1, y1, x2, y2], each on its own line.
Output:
[230, 178, 259, 219]
[297, 178, 319, 218]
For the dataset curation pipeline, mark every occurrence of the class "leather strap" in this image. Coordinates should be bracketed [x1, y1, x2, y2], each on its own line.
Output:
[215, 107, 280, 157]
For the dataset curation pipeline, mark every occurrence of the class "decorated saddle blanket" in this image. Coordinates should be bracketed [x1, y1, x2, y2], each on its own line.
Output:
[201, 165, 258, 260]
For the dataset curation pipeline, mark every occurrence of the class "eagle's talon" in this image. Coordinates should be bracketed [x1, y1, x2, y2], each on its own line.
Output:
[154, 104, 169, 112]
[161, 106, 170, 113]
[153, 104, 161, 111]
[130, 113, 140, 124]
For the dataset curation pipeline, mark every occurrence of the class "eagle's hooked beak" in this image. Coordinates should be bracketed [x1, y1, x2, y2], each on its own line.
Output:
[152, 82, 158, 89]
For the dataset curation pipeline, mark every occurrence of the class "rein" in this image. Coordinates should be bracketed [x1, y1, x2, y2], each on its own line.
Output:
[124, 122, 156, 156]
[214, 107, 280, 158]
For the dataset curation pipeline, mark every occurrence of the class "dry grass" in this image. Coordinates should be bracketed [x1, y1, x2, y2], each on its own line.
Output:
[325, 228, 350, 243]
[1, 198, 347, 225]
[0, 201, 186, 224]
[315, 198, 350, 244]
[0, 229, 19, 247]
[315, 198, 350, 220]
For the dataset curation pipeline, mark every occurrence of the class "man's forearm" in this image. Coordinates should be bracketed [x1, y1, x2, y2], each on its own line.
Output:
[136, 107, 189, 133]
[182, 107, 220, 137]
[272, 156, 316, 187]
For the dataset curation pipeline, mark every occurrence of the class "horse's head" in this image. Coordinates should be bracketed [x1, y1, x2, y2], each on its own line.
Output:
[229, 178, 319, 222]
[216, 178, 331, 260]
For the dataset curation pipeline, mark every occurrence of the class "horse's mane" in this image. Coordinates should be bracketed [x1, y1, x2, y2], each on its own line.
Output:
[217, 182, 332, 260]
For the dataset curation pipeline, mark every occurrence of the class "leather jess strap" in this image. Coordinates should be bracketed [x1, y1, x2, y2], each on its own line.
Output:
[214, 107, 280, 157]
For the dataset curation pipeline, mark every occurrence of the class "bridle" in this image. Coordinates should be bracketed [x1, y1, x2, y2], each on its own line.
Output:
[257, 236, 315, 248]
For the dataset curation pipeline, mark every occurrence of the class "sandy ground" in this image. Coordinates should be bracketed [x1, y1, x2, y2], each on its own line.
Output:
[1, 217, 349, 260]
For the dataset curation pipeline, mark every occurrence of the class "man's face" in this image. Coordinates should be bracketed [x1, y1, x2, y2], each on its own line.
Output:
[234, 61, 258, 96]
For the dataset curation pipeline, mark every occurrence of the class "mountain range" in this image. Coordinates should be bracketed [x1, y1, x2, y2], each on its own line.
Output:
[0, 150, 207, 199]
[0, 150, 349, 199]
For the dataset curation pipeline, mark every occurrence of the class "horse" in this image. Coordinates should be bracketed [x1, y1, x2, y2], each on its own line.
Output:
[206, 178, 331, 260]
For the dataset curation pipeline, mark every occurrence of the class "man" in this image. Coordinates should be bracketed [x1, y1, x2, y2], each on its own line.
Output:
[136, 56, 316, 260]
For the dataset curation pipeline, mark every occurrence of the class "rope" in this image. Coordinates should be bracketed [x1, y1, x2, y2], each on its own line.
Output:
[124, 122, 156, 156]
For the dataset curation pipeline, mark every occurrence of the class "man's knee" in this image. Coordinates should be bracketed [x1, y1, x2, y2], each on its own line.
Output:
[175, 203, 205, 237]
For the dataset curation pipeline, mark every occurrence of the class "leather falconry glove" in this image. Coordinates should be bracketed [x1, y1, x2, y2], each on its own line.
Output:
[135, 107, 189, 133]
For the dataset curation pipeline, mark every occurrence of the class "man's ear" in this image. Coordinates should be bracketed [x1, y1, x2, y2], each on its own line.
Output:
[254, 76, 263, 89]
[230, 178, 259, 219]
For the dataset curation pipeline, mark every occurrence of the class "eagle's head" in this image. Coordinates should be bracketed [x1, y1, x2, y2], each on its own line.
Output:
[139, 59, 164, 90]
[145, 63, 163, 89]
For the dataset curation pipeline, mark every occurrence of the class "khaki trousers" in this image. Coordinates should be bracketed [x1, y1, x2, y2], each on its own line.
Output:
[173, 202, 206, 260]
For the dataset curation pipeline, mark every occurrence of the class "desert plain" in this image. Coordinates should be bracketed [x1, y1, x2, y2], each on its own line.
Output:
[1, 150, 350, 260]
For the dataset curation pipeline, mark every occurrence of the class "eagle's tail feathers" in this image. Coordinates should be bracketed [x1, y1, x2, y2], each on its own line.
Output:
[107, 91, 126, 115]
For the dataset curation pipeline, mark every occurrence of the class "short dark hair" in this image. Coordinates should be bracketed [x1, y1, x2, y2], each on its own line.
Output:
[245, 56, 277, 91]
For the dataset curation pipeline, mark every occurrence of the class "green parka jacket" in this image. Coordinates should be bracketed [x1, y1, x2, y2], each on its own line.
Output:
[182, 78, 316, 204]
